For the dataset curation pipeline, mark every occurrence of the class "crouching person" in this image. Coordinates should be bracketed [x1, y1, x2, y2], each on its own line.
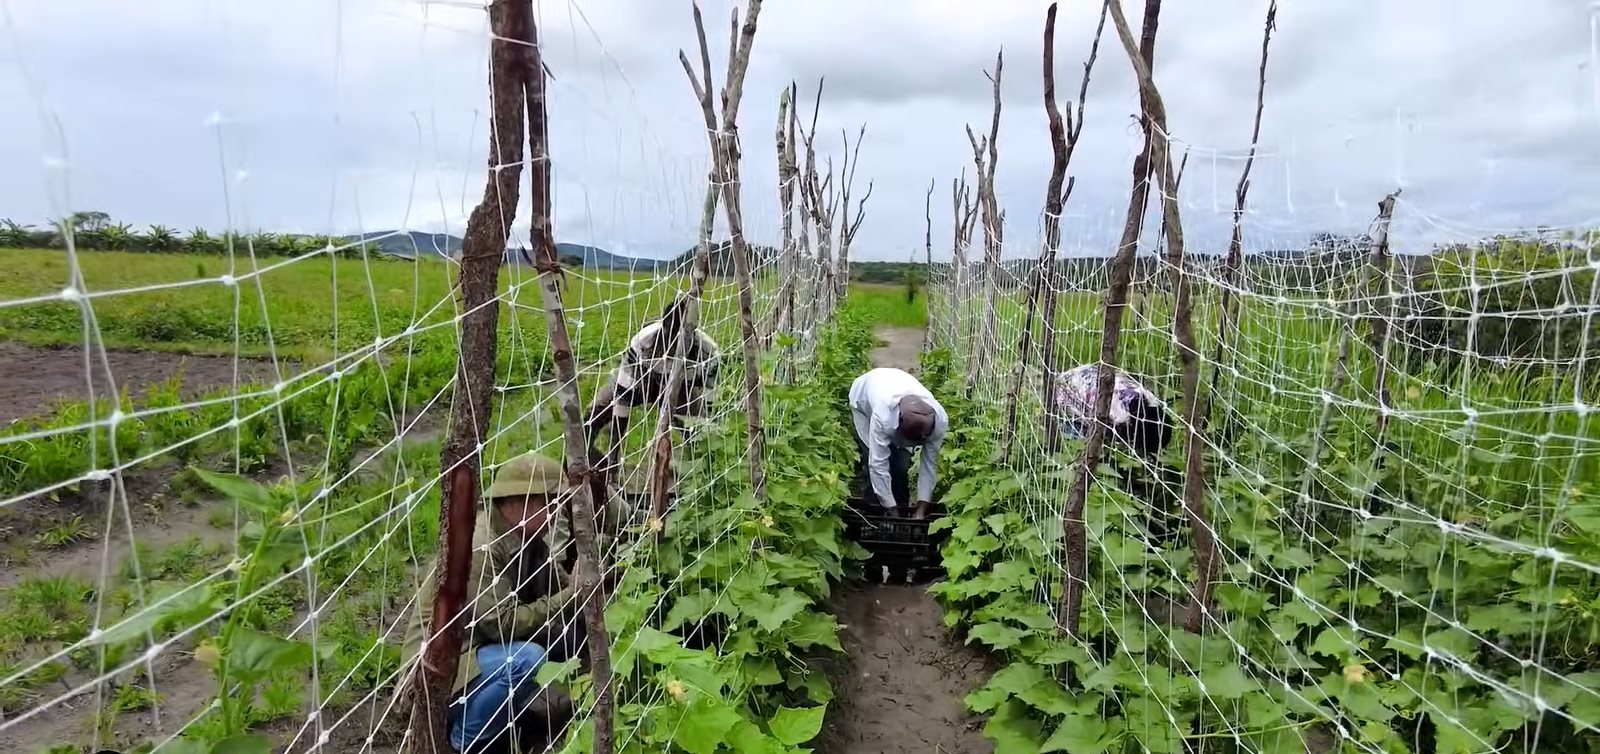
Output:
[586, 295, 722, 475]
[1052, 364, 1178, 542]
[401, 452, 633, 754]
[1051, 363, 1172, 459]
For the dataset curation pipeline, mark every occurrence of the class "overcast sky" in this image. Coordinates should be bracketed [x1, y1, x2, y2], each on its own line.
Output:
[3, 0, 1597, 261]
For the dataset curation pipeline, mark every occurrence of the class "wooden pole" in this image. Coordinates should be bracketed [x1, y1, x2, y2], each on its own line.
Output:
[523, 8, 617, 751]
[683, 0, 769, 501]
[922, 178, 936, 352]
[1098, 0, 1216, 634]
[1003, 1, 1107, 460]
[966, 53, 1005, 393]
[405, 0, 525, 749]
[835, 125, 873, 301]
[770, 84, 800, 361]
[1058, 0, 1163, 639]
[1294, 191, 1401, 525]
[1205, 1, 1278, 434]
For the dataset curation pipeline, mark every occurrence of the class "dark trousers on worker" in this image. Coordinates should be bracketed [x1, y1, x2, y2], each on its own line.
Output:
[852, 437, 912, 510]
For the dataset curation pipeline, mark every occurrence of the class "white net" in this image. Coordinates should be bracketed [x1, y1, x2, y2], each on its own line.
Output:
[6, 0, 1600, 753]
[925, 2, 1600, 753]
[0, 1, 841, 753]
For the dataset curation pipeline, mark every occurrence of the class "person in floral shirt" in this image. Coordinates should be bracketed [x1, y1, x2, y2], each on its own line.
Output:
[1051, 363, 1172, 460]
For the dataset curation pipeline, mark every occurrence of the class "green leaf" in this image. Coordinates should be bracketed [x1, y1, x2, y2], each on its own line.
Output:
[674, 697, 742, 754]
[211, 735, 274, 754]
[536, 657, 582, 687]
[742, 588, 809, 633]
[159, 739, 213, 754]
[1423, 627, 1476, 660]
[786, 611, 842, 652]
[664, 589, 725, 632]
[740, 656, 783, 687]
[193, 468, 278, 517]
[1041, 713, 1120, 754]
[1199, 664, 1259, 700]
[968, 663, 1047, 713]
[968, 622, 1027, 651]
[768, 705, 826, 746]
[725, 720, 788, 754]
[1308, 626, 1363, 660]
[786, 670, 834, 704]
[983, 699, 1045, 754]
[226, 628, 311, 683]
[1273, 599, 1323, 627]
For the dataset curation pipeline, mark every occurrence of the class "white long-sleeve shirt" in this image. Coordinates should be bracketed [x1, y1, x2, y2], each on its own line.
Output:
[848, 368, 948, 509]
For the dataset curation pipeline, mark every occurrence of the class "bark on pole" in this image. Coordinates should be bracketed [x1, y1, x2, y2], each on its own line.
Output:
[1058, 0, 1163, 639]
[523, 10, 618, 752]
[923, 178, 936, 352]
[770, 85, 799, 357]
[652, 3, 728, 535]
[967, 52, 1004, 393]
[1366, 191, 1401, 443]
[1098, 0, 1215, 634]
[798, 80, 836, 343]
[684, 0, 768, 502]
[1295, 191, 1400, 525]
[949, 175, 977, 348]
[834, 125, 873, 301]
[1002, 1, 1108, 461]
[404, 1, 525, 749]
[1206, 1, 1278, 429]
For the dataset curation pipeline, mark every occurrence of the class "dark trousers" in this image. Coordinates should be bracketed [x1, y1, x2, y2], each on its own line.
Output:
[853, 437, 911, 509]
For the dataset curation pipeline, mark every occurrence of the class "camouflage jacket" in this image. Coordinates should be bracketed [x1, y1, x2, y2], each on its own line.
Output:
[399, 487, 634, 692]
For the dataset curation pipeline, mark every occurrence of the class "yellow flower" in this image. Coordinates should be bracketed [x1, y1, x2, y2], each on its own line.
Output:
[194, 640, 223, 668]
[1343, 663, 1368, 684]
[648, 517, 665, 534]
[666, 679, 687, 701]
[760, 515, 775, 528]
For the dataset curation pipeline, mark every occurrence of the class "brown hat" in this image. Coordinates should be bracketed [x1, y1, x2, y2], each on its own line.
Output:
[485, 453, 567, 499]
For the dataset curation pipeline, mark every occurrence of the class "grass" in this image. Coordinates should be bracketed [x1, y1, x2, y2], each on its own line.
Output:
[0, 246, 856, 751]
[5, 243, 1592, 752]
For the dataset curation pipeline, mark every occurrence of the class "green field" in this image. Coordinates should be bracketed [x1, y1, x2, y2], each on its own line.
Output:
[0, 246, 926, 753]
[3, 240, 1600, 754]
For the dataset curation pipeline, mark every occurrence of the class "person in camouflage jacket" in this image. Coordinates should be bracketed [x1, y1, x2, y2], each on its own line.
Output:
[400, 452, 634, 753]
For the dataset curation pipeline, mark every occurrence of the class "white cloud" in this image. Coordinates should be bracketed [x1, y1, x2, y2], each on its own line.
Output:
[2, 0, 1597, 261]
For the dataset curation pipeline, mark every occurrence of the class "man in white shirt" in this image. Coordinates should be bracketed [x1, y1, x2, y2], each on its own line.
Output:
[848, 367, 948, 519]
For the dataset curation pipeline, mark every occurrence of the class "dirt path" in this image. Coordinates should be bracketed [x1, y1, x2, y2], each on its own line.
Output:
[867, 327, 925, 372]
[818, 327, 991, 754]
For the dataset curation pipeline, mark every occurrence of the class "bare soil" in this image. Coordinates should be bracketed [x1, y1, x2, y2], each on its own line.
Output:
[0, 339, 439, 753]
[0, 342, 288, 425]
[817, 584, 991, 754]
[868, 327, 925, 373]
[816, 327, 992, 754]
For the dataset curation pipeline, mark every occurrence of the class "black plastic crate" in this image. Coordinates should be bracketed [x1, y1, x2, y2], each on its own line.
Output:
[844, 500, 947, 573]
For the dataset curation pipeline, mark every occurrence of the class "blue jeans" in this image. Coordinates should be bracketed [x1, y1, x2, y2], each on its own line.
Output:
[449, 642, 548, 753]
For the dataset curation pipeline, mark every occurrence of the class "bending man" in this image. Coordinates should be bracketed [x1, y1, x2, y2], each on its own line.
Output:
[848, 367, 947, 519]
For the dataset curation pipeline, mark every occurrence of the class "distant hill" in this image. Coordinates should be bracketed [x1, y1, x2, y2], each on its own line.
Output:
[670, 240, 779, 277]
[351, 231, 665, 271]
[345, 231, 463, 260]
[554, 243, 665, 272]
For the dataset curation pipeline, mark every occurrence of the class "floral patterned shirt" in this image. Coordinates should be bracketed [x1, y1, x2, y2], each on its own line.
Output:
[1052, 364, 1164, 439]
